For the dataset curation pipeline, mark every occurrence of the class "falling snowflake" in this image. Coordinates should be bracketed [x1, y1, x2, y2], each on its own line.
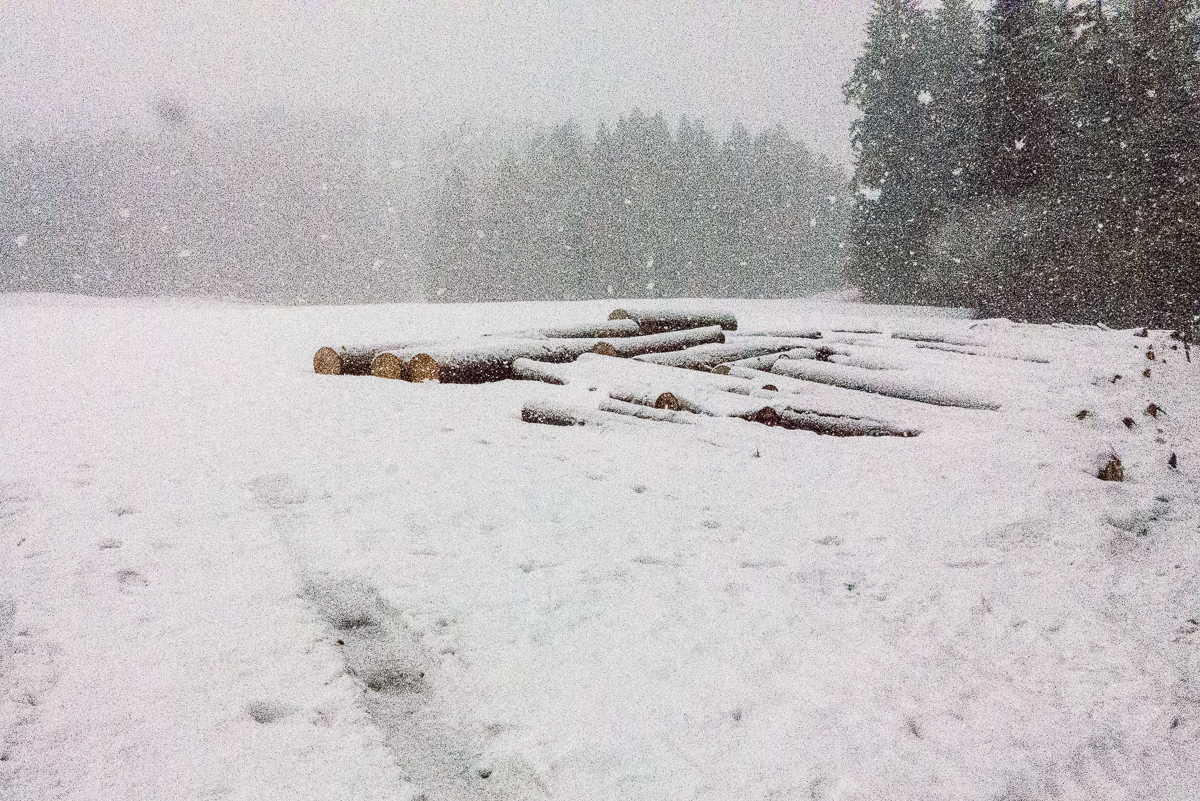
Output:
[917, 90, 933, 105]
[1014, 138, 1026, 151]
[14, 234, 28, 247]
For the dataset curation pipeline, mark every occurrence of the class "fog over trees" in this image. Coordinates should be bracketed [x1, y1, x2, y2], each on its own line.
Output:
[0, 107, 848, 304]
[5, 0, 1199, 330]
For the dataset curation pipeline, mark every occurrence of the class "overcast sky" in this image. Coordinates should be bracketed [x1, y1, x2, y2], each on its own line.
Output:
[1, 1, 875, 164]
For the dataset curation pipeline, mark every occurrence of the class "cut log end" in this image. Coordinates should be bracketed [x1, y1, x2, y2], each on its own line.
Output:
[743, 407, 782, 427]
[408, 353, 440, 383]
[592, 342, 620, 357]
[608, 309, 630, 321]
[655, 392, 682, 411]
[314, 347, 343, 375]
[712, 364, 731, 375]
[372, 352, 408, 380]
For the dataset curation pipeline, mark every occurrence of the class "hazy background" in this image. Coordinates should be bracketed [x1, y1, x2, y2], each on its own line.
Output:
[1, 1, 873, 164]
[1, 1, 874, 304]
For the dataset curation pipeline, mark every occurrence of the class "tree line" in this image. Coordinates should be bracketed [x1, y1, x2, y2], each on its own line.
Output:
[0, 108, 848, 304]
[845, 0, 1200, 329]
[426, 110, 848, 302]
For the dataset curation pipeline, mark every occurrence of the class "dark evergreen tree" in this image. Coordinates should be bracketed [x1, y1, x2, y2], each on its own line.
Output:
[844, 0, 935, 304]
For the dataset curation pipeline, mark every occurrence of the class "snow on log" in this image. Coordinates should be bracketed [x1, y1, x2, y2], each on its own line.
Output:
[727, 328, 822, 339]
[608, 386, 708, 414]
[634, 338, 812, 372]
[608, 308, 737, 334]
[374, 338, 600, 383]
[597, 398, 696, 424]
[592, 325, 725, 358]
[521, 399, 597, 427]
[774, 408, 919, 437]
[536, 319, 640, 338]
[890, 330, 983, 347]
[768, 357, 1000, 410]
[512, 358, 570, 385]
[711, 348, 817, 375]
[914, 342, 1050, 364]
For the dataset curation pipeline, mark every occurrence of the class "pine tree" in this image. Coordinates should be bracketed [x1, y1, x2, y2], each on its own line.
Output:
[844, 0, 935, 304]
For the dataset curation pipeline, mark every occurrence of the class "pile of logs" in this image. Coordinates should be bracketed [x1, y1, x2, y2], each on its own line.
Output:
[313, 307, 1012, 437]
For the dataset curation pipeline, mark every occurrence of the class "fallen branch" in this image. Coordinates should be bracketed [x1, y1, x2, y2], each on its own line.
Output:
[608, 308, 737, 334]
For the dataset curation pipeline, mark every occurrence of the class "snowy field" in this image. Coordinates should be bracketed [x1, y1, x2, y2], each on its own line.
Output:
[2, 292, 1198, 801]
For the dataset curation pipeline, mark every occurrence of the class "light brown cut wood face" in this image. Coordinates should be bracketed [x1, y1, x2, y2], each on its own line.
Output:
[608, 309, 630, 320]
[407, 353, 440, 383]
[654, 392, 682, 411]
[313, 347, 342, 375]
[371, 352, 407, 380]
[592, 342, 619, 357]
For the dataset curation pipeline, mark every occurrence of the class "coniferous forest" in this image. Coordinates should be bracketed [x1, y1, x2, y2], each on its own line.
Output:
[845, 0, 1200, 328]
[0, 110, 848, 304]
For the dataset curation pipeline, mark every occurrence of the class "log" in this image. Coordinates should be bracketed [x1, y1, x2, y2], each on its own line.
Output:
[774, 408, 920, 437]
[728, 328, 821, 339]
[522, 399, 595, 427]
[512, 358, 569, 385]
[890, 331, 983, 347]
[712, 348, 817, 374]
[592, 325, 726, 358]
[634, 338, 814, 372]
[608, 308, 737, 334]
[536, 319, 640, 338]
[314, 345, 389, 376]
[597, 398, 696, 424]
[769, 356, 1000, 410]
[913, 342, 1050, 364]
[608, 386, 707, 414]
[373, 338, 600, 383]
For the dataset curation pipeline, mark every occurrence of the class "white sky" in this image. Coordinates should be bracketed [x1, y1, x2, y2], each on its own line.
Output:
[0, 1, 876, 163]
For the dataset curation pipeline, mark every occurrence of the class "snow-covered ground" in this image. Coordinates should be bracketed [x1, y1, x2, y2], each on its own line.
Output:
[2, 293, 1197, 801]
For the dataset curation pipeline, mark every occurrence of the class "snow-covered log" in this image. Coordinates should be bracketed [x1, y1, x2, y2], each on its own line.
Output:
[592, 325, 726, 357]
[890, 331, 983, 347]
[521, 399, 596, 426]
[598, 398, 696, 424]
[774, 408, 920, 437]
[634, 338, 812, 372]
[536, 319, 640, 339]
[728, 328, 822, 339]
[608, 386, 708, 414]
[512, 358, 570, 385]
[711, 348, 817, 374]
[914, 342, 1050, 364]
[768, 357, 1000, 410]
[608, 308, 737, 334]
[374, 338, 599, 383]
